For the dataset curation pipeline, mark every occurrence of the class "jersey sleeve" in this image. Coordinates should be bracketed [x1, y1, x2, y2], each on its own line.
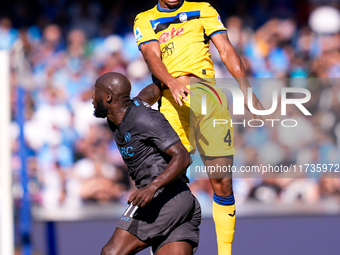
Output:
[200, 3, 227, 37]
[138, 109, 181, 152]
[133, 13, 159, 50]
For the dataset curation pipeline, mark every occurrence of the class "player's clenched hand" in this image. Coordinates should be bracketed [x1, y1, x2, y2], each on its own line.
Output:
[128, 185, 157, 207]
[167, 80, 191, 106]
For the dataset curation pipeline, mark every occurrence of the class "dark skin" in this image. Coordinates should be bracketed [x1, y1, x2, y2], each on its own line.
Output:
[159, 0, 183, 10]
[93, 72, 193, 255]
[128, 139, 190, 207]
[137, 0, 265, 198]
[101, 229, 192, 255]
[138, 33, 264, 116]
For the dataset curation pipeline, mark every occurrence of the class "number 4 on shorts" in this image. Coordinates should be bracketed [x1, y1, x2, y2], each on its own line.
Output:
[224, 129, 231, 146]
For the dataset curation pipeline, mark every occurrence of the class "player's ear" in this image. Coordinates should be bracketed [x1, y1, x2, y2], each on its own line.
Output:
[106, 92, 112, 103]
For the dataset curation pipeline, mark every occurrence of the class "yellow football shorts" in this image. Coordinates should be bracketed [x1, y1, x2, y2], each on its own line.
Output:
[160, 83, 235, 157]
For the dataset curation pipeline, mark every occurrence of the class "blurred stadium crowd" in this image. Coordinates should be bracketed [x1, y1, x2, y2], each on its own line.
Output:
[1, 0, 340, 211]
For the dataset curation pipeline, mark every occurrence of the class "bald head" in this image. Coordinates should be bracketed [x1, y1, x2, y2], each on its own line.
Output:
[95, 72, 131, 97]
[92, 72, 132, 120]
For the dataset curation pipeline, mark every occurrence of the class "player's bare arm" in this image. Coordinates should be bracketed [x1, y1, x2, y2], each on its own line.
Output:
[128, 142, 190, 207]
[212, 32, 265, 119]
[137, 82, 162, 105]
[139, 41, 191, 106]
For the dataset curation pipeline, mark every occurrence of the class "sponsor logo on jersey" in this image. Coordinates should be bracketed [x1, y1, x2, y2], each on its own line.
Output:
[124, 132, 131, 142]
[161, 42, 175, 59]
[179, 12, 187, 22]
[158, 27, 184, 44]
[119, 146, 134, 158]
[135, 27, 142, 41]
[152, 22, 160, 30]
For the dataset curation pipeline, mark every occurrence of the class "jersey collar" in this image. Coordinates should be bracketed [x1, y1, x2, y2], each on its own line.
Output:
[114, 101, 133, 128]
[157, 0, 184, 12]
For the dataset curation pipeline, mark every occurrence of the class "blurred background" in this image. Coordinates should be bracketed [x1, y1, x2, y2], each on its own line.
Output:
[0, 0, 340, 254]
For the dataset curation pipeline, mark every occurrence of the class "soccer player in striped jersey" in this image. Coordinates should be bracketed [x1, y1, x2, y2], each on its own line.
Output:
[134, 1, 265, 254]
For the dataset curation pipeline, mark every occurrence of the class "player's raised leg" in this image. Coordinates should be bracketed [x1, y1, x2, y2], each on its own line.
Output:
[101, 228, 149, 255]
[201, 155, 235, 255]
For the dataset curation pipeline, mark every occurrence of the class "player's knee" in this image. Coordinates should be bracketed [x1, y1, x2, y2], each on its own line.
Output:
[175, 251, 192, 255]
[101, 244, 124, 255]
[220, 178, 233, 195]
[158, 243, 193, 255]
[101, 245, 111, 255]
[221, 177, 232, 188]
[174, 244, 193, 255]
[212, 178, 233, 196]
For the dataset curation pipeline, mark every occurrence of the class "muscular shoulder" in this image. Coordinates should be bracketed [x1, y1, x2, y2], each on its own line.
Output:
[133, 105, 164, 129]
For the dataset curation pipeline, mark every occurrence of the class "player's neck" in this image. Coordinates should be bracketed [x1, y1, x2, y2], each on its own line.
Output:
[107, 102, 131, 125]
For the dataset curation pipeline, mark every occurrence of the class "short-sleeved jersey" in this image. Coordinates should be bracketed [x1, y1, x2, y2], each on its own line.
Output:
[134, 1, 227, 78]
[107, 98, 188, 189]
